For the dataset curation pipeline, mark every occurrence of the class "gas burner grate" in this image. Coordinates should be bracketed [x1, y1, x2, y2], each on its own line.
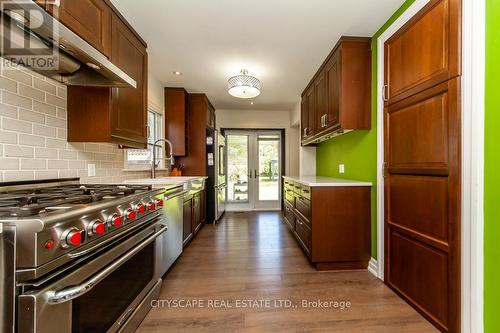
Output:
[0, 184, 152, 217]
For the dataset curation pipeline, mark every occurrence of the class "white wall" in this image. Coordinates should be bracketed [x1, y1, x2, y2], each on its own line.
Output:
[290, 101, 316, 176]
[216, 108, 298, 175]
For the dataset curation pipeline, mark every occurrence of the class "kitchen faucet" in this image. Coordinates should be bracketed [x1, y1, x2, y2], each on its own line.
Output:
[151, 138, 175, 178]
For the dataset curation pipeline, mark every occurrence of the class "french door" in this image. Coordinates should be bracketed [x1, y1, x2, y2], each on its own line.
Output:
[225, 130, 282, 210]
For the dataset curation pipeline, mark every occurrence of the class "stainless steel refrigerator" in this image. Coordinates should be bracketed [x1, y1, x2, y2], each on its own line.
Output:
[206, 129, 226, 223]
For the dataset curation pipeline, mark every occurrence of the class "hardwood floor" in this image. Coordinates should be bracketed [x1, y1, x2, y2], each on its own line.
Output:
[137, 211, 437, 333]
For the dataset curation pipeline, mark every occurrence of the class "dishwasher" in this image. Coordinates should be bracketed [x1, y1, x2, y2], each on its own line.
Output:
[159, 186, 186, 276]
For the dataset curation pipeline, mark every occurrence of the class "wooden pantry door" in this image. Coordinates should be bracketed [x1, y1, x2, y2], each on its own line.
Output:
[383, 0, 461, 332]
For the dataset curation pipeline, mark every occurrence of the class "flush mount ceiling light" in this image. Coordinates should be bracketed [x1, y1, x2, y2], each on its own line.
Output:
[227, 69, 261, 99]
[173, 71, 183, 76]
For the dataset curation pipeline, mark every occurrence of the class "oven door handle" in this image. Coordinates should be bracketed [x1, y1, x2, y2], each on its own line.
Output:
[47, 224, 168, 305]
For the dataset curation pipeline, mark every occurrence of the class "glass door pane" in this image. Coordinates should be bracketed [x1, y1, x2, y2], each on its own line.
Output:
[226, 134, 249, 203]
[257, 134, 281, 202]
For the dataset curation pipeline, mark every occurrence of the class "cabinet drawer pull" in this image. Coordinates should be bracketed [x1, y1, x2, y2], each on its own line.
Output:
[302, 189, 310, 193]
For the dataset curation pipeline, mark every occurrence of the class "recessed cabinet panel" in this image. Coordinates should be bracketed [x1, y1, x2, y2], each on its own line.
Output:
[389, 175, 449, 242]
[111, 14, 147, 146]
[385, 0, 460, 103]
[387, 80, 458, 173]
[389, 231, 448, 329]
[52, 0, 111, 57]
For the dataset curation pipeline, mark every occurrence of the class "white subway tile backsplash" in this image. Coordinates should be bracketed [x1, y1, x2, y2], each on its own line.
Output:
[58, 150, 78, 160]
[35, 147, 58, 159]
[58, 169, 78, 178]
[57, 128, 67, 139]
[33, 77, 57, 95]
[35, 170, 59, 180]
[2, 91, 32, 109]
[46, 116, 65, 128]
[34, 124, 57, 137]
[4, 170, 34, 181]
[57, 86, 67, 99]
[46, 138, 67, 149]
[2, 118, 32, 133]
[19, 109, 45, 124]
[0, 131, 17, 144]
[0, 76, 17, 93]
[2, 69, 32, 86]
[84, 143, 100, 152]
[46, 94, 66, 109]
[20, 159, 47, 170]
[19, 84, 45, 102]
[0, 104, 17, 118]
[0, 158, 19, 170]
[4, 145, 33, 158]
[48, 159, 68, 169]
[68, 160, 85, 169]
[56, 108, 67, 120]
[19, 134, 45, 147]
[33, 101, 57, 116]
[0, 60, 156, 183]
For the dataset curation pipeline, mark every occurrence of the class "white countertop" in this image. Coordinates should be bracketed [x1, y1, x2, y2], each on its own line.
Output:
[124, 176, 208, 189]
[283, 175, 372, 187]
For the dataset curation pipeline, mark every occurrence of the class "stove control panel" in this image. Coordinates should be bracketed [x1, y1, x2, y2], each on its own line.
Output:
[61, 228, 86, 248]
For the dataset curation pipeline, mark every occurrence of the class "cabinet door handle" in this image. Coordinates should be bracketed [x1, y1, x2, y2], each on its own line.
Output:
[382, 85, 390, 102]
[324, 114, 328, 126]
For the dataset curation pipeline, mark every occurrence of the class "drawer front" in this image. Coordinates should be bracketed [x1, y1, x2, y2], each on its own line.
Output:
[283, 204, 295, 231]
[292, 182, 302, 194]
[284, 179, 292, 189]
[295, 195, 311, 223]
[295, 216, 311, 254]
[284, 188, 295, 206]
[300, 184, 311, 199]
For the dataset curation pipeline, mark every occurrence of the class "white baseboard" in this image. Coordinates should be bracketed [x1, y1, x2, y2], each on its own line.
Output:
[368, 258, 379, 278]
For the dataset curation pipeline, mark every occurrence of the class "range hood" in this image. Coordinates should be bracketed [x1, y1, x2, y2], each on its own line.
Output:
[0, 0, 136, 88]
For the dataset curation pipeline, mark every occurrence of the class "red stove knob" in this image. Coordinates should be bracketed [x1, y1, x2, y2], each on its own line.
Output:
[64, 229, 85, 247]
[137, 203, 146, 214]
[148, 202, 156, 210]
[90, 219, 106, 235]
[109, 214, 123, 227]
[155, 199, 164, 207]
[126, 208, 136, 221]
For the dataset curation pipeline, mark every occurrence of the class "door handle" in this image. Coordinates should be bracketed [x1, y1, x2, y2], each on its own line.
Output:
[254, 169, 257, 178]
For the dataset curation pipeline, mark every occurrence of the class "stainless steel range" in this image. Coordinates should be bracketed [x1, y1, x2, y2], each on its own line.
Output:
[0, 178, 184, 333]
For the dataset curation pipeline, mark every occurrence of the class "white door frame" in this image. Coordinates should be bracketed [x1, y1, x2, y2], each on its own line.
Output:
[375, 0, 485, 332]
[225, 130, 283, 211]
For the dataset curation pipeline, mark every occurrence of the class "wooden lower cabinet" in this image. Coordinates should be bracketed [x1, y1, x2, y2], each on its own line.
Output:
[182, 189, 206, 248]
[282, 181, 371, 270]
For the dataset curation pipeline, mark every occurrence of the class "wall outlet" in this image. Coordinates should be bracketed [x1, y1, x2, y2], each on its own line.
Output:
[339, 164, 345, 174]
[87, 163, 96, 177]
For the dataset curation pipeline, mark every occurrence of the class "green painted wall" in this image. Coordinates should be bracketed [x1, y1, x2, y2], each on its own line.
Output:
[316, 0, 416, 259]
[484, 0, 499, 331]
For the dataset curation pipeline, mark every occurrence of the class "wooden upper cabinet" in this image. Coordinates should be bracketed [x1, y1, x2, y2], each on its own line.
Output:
[165, 88, 189, 156]
[384, 0, 460, 104]
[305, 86, 315, 137]
[300, 37, 371, 146]
[313, 73, 326, 133]
[300, 98, 308, 140]
[67, 13, 148, 148]
[324, 51, 340, 128]
[49, 0, 111, 57]
[110, 13, 147, 146]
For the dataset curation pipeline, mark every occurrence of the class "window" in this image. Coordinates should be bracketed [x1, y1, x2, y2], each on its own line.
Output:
[125, 109, 163, 168]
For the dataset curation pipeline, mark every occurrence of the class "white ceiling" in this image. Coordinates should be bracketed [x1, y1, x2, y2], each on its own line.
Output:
[112, 0, 405, 111]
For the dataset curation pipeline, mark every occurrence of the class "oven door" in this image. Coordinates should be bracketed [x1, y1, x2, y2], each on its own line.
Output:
[18, 220, 167, 333]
